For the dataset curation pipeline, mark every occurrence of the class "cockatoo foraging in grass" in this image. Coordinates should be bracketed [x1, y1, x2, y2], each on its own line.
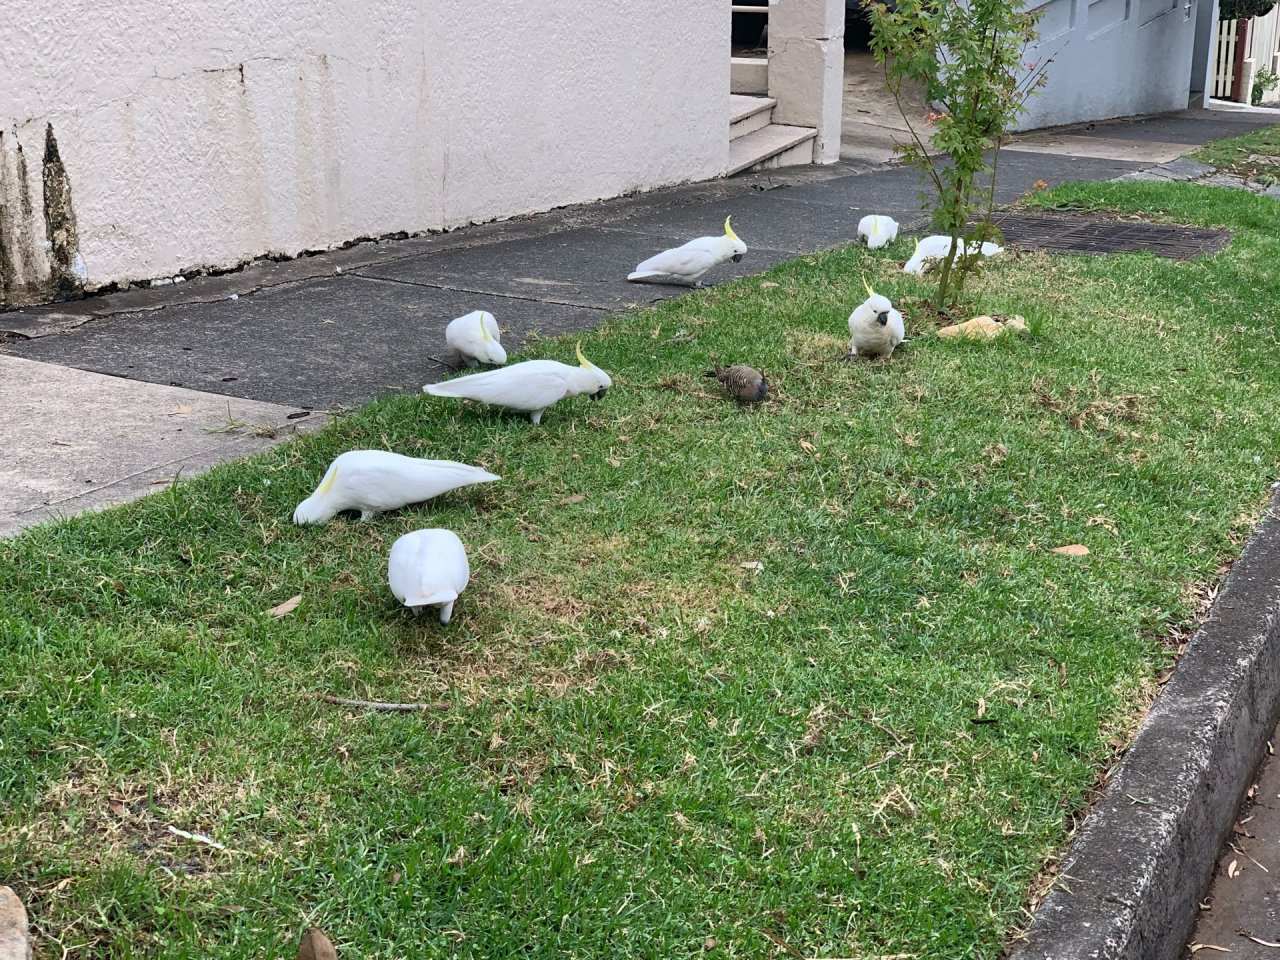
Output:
[388, 528, 470, 624]
[848, 277, 906, 359]
[857, 215, 900, 250]
[293, 450, 500, 525]
[445, 310, 507, 367]
[627, 216, 748, 286]
[902, 235, 1004, 275]
[422, 341, 612, 425]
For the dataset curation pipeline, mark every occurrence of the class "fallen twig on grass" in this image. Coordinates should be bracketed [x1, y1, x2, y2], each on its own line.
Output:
[167, 825, 226, 850]
[316, 694, 450, 713]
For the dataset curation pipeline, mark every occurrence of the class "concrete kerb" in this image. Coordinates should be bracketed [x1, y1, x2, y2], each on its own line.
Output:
[1011, 489, 1280, 960]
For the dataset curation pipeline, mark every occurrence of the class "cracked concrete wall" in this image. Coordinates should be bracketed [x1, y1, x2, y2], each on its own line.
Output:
[0, 0, 728, 303]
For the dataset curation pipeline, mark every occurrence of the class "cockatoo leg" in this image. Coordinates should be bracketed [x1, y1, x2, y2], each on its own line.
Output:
[438, 600, 455, 625]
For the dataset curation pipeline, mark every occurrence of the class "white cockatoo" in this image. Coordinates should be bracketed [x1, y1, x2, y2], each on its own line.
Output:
[445, 310, 507, 367]
[857, 215, 900, 250]
[627, 216, 748, 286]
[293, 450, 500, 525]
[848, 277, 906, 359]
[387, 528, 470, 623]
[902, 235, 1004, 275]
[422, 341, 612, 425]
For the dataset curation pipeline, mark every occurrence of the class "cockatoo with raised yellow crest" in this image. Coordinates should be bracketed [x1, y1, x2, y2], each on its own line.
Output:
[422, 342, 612, 425]
[857, 215, 900, 250]
[627, 217, 747, 286]
[903, 235, 1004, 275]
[848, 277, 905, 359]
[292, 450, 499, 525]
[445, 310, 507, 367]
[388, 528, 470, 623]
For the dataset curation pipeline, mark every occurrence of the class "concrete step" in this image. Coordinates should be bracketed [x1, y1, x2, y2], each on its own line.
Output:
[726, 123, 818, 175]
[730, 95, 777, 140]
[731, 56, 768, 95]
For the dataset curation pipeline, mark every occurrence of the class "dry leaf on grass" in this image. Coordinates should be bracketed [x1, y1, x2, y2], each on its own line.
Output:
[740, 561, 765, 572]
[761, 281, 780, 289]
[559, 495, 586, 506]
[799, 440, 817, 456]
[1051, 544, 1090, 557]
[269, 594, 302, 617]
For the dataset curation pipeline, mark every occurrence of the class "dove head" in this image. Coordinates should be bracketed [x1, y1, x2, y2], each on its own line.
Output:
[292, 463, 342, 525]
[724, 216, 747, 262]
[476, 311, 507, 365]
[575, 342, 613, 400]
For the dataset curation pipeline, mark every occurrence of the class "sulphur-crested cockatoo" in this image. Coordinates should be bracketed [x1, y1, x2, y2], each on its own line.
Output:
[857, 215, 900, 250]
[422, 341, 611, 425]
[445, 310, 507, 367]
[848, 277, 906, 359]
[627, 216, 748, 286]
[388, 528, 470, 623]
[903, 235, 1004, 275]
[293, 450, 500, 525]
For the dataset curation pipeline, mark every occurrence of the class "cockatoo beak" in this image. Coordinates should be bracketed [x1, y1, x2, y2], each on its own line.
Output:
[731, 254, 744, 263]
[876, 311, 890, 326]
[590, 387, 609, 401]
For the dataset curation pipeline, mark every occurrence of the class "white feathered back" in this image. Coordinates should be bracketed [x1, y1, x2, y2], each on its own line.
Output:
[445, 310, 507, 366]
[388, 528, 470, 611]
[293, 450, 500, 524]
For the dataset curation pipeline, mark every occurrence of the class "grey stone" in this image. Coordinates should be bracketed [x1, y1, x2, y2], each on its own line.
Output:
[1011, 492, 1280, 960]
[0, 886, 30, 960]
[1155, 158, 1215, 180]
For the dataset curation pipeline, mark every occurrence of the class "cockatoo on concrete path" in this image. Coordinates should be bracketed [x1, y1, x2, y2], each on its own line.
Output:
[903, 235, 1004, 275]
[857, 215, 900, 250]
[627, 217, 748, 286]
[848, 277, 906, 359]
[293, 450, 500, 524]
[422, 341, 612, 425]
[445, 310, 507, 367]
[388, 528, 470, 624]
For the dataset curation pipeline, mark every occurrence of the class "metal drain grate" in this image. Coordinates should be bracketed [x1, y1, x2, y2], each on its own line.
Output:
[982, 212, 1231, 260]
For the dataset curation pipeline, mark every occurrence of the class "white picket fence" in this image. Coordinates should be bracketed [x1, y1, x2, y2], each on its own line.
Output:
[1214, 7, 1280, 102]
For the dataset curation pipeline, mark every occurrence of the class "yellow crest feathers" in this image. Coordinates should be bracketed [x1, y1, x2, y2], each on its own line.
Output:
[861, 274, 876, 299]
[575, 341, 595, 370]
[478, 312, 492, 343]
[724, 216, 740, 243]
[317, 465, 339, 495]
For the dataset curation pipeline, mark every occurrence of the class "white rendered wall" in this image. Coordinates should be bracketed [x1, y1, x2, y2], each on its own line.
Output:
[1016, 0, 1198, 129]
[0, 1, 728, 304]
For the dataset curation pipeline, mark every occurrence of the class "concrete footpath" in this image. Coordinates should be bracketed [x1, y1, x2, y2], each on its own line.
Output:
[0, 107, 1273, 537]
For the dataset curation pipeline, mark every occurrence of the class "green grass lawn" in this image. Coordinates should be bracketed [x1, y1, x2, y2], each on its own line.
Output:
[3, 179, 1279, 959]
[1191, 124, 1280, 181]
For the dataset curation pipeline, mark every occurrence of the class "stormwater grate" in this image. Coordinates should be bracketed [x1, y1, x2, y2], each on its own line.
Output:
[981, 212, 1231, 260]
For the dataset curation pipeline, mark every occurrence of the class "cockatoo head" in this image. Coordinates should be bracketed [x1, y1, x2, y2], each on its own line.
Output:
[476, 311, 507, 365]
[724, 216, 747, 262]
[576, 342, 613, 400]
[852, 277, 895, 327]
[292, 464, 341, 524]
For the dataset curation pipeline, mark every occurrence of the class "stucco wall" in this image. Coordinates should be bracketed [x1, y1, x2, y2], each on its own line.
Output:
[1017, 0, 1197, 129]
[0, 1, 728, 305]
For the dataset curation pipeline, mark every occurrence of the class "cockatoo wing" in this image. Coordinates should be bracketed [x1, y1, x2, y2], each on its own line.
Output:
[423, 361, 573, 412]
[888, 309, 906, 349]
[388, 530, 469, 607]
[630, 238, 720, 280]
